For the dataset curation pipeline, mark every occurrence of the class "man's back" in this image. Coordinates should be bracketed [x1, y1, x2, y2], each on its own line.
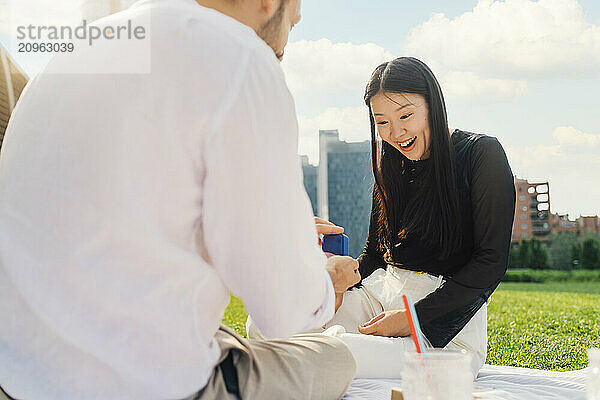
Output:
[0, 1, 332, 399]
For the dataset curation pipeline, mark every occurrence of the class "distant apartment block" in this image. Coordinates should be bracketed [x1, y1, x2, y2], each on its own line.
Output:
[0, 43, 28, 149]
[512, 177, 599, 243]
[302, 130, 372, 258]
[512, 177, 551, 242]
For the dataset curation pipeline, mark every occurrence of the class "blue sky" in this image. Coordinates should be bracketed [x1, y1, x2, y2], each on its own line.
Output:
[280, 0, 600, 218]
[1, 0, 599, 217]
[287, 0, 600, 142]
[292, 0, 600, 46]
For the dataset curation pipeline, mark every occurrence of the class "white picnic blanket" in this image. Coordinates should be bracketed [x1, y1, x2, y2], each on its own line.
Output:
[343, 364, 588, 400]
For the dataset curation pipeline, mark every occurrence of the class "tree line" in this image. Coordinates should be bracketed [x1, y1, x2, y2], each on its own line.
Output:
[509, 232, 600, 270]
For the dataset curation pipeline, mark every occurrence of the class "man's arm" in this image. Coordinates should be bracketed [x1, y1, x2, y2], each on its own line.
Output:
[201, 47, 335, 338]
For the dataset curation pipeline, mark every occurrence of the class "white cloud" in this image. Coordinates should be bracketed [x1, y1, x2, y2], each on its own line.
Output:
[283, 39, 393, 162]
[282, 39, 393, 96]
[298, 106, 371, 164]
[440, 71, 528, 103]
[506, 126, 600, 216]
[282, 36, 530, 106]
[403, 0, 600, 80]
[552, 126, 600, 146]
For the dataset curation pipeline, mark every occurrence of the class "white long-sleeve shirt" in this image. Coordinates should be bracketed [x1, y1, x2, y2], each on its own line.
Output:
[0, 1, 334, 399]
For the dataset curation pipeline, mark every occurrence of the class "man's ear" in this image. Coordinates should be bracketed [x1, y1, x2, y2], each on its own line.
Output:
[259, 0, 278, 18]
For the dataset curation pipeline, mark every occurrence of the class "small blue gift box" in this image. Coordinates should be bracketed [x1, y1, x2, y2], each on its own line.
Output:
[322, 233, 349, 256]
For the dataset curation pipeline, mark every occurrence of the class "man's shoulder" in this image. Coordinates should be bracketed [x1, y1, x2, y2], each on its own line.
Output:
[136, 0, 282, 99]
[174, 1, 267, 51]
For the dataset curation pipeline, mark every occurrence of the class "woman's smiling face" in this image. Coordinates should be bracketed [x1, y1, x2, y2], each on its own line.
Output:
[370, 92, 431, 161]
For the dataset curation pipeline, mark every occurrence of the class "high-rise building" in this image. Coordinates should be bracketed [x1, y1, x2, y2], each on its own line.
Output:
[0, 42, 28, 149]
[316, 130, 338, 220]
[80, 0, 137, 22]
[300, 155, 317, 215]
[308, 129, 372, 258]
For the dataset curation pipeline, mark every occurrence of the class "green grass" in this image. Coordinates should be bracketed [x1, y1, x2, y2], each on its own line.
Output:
[221, 295, 247, 337]
[223, 281, 600, 371]
[487, 281, 600, 370]
[498, 281, 600, 294]
[504, 269, 600, 283]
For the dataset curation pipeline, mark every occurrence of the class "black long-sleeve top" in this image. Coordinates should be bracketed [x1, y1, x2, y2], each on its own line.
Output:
[357, 129, 516, 348]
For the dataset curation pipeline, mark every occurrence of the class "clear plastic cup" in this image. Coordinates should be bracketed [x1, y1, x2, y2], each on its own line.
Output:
[401, 349, 474, 400]
[589, 348, 600, 400]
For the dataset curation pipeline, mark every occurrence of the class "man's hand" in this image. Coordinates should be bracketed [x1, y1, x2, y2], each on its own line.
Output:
[314, 217, 344, 247]
[326, 256, 360, 294]
[357, 309, 410, 337]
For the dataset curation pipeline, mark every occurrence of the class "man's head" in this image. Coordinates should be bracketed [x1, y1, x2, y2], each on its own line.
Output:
[257, 0, 301, 60]
[198, 0, 301, 61]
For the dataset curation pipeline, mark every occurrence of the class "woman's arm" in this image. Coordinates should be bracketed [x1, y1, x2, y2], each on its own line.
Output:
[414, 136, 516, 347]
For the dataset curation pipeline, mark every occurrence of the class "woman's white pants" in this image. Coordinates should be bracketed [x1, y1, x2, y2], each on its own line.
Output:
[247, 266, 488, 378]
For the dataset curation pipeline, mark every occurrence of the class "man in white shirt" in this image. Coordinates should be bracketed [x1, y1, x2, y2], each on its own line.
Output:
[0, 0, 358, 399]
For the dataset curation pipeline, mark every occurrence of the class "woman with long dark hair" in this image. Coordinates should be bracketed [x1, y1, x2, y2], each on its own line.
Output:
[248, 57, 515, 377]
[323, 57, 516, 375]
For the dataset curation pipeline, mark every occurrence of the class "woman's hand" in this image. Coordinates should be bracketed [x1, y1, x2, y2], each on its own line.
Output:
[357, 309, 411, 337]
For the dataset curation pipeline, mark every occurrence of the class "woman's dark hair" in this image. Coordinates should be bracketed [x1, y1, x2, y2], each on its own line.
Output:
[364, 57, 462, 259]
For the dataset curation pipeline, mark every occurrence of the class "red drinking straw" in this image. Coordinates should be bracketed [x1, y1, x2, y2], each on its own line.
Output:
[402, 294, 426, 353]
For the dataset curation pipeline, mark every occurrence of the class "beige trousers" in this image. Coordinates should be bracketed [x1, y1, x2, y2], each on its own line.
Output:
[189, 325, 356, 400]
[0, 388, 10, 400]
[0, 325, 355, 400]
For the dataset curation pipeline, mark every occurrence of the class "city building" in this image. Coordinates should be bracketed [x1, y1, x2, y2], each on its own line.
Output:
[300, 155, 317, 215]
[550, 213, 582, 234]
[512, 177, 551, 242]
[581, 216, 600, 234]
[81, 0, 138, 22]
[0, 42, 28, 149]
[550, 214, 600, 235]
[512, 176, 599, 243]
[304, 129, 372, 258]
